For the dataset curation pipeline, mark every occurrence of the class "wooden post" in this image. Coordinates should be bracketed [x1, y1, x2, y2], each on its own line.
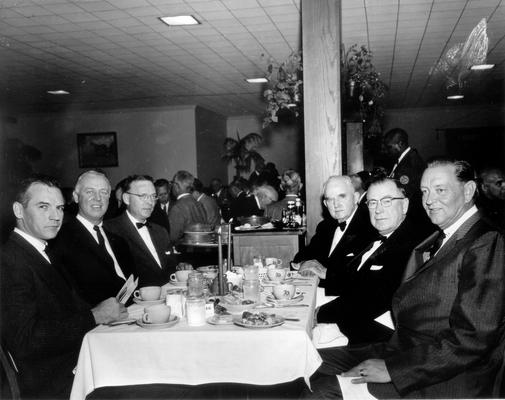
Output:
[302, 0, 343, 240]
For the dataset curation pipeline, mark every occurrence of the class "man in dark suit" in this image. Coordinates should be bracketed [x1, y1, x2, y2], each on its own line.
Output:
[1, 176, 126, 399]
[210, 178, 231, 221]
[50, 170, 134, 307]
[168, 170, 207, 243]
[192, 178, 221, 227]
[316, 177, 431, 344]
[106, 175, 177, 286]
[294, 175, 376, 294]
[308, 159, 505, 399]
[148, 178, 171, 234]
[229, 178, 250, 220]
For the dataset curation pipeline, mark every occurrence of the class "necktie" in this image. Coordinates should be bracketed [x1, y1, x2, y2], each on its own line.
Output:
[136, 222, 149, 229]
[429, 231, 446, 259]
[93, 225, 106, 250]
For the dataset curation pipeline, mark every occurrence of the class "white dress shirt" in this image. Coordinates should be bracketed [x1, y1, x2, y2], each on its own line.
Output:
[356, 232, 392, 271]
[76, 214, 126, 280]
[437, 205, 478, 254]
[328, 207, 358, 256]
[126, 211, 162, 268]
[389, 147, 411, 177]
[14, 228, 51, 263]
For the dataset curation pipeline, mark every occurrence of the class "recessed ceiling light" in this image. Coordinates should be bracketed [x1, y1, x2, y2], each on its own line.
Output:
[159, 15, 200, 26]
[470, 64, 495, 71]
[447, 94, 464, 100]
[47, 90, 69, 95]
[245, 78, 268, 83]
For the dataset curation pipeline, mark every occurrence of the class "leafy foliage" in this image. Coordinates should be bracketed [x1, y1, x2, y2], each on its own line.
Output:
[222, 131, 264, 178]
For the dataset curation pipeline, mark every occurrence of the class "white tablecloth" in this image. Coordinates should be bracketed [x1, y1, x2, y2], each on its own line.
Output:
[70, 278, 322, 400]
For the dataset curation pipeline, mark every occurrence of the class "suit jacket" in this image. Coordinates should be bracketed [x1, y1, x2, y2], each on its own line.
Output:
[168, 194, 207, 242]
[105, 213, 176, 286]
[390, 148, 425, 199]
[49, 217, 134, 307]
[294, 204, 376, 293]
[198, 193, 221, 227]
[231, 194, 263, 219]
[148, 202, 171, 234]
[366, 212, 505, 398]
[317, 217, 428, 344]
[0, 232, 95, 398]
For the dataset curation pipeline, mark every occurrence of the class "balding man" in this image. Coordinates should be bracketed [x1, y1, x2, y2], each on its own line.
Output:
[477, 166, 505, 228]
[294, 176, 376, 295]
[51, 170, 134, 306]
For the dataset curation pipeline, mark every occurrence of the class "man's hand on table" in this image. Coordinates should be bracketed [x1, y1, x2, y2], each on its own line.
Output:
[299, 260, 327, 279]
[342, 359, 391, 384]
[92, 297, 128, 325]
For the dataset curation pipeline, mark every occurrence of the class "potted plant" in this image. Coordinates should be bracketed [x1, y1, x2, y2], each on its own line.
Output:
[222, 131, 264, 179]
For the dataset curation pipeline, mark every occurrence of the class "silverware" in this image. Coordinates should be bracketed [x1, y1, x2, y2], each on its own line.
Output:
[283, 318, 300, 321]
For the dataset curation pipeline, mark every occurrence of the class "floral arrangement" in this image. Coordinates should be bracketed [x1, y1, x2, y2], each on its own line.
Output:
[262, 51, 303, 128]
[341, 44, 388, 139]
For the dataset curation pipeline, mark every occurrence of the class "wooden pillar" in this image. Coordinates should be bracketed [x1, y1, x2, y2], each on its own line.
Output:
[302, 0, 342, 240]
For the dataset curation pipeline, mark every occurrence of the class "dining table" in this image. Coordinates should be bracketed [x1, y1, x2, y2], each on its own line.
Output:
[70, 276, 322, 400]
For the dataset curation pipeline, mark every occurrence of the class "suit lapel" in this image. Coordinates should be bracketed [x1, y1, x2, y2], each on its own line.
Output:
[72, 219, 115, 268]
[121, 214, 160, 266]
[147, 225, 165, 268]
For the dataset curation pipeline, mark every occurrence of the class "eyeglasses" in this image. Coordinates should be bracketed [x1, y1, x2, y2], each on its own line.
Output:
[366, 197, 405, 209]
[126, 192, 158, 202]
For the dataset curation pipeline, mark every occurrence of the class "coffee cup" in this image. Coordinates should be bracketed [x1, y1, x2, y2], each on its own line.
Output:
[142, 304, 171, 324]
[265, 257, 283, 267]
[170, 270, 192, 282]
[267, 268, 294, 282]
[272, 284, 301, 300]
[134, 286, 161, 301]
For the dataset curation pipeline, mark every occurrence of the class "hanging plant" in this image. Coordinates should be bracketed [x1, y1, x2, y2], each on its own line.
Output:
[262, 51, 303, 128]
[341, 44, 388, 139]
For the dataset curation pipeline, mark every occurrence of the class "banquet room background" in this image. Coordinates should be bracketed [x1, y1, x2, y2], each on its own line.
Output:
[1, 0, 504, 238]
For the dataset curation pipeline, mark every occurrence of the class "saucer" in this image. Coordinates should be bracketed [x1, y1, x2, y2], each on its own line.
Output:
[133, 298, 165, 306]
[136, 315, 179, 329]
[207, 314, 233, 325]
[266, 294, 304, 306]
[169, 280, 188, 288]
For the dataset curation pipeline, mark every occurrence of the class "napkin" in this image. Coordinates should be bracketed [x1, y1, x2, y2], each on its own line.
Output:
[336, 375, 377, 400]
[312, 323, 348, 349]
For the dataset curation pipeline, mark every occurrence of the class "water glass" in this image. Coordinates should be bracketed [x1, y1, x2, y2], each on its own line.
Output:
[187, 272, 204, 297]
[242, 279, 260, 302]
[186, 296, 206, 326]
[243, 264, 259, 280]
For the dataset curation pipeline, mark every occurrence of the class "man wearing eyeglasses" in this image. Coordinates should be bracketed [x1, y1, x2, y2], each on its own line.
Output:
[106, 175, 176, 286]
[294, 175, 376, 295]
[315, 177, 430, 344]
[50, 170, 135, 306]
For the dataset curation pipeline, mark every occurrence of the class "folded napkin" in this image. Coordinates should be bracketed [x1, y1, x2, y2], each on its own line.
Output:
[312, 323, 348, 349]
[337, 375, 377, 400]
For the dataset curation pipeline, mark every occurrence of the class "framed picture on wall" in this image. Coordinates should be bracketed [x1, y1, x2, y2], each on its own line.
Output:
[77, 132, 118, 168]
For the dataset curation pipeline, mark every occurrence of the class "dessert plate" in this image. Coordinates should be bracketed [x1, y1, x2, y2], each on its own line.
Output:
[233, 316, 284, 329]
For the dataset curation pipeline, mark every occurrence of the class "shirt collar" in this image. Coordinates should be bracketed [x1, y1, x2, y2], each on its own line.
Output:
[13, 227, 47, 252]
[126, 210, 145, 225]
[76, 213, 103, 232]
[177, 193, 190, 200]
[397, 147, 411, 164]
[443, 205, 478, 239]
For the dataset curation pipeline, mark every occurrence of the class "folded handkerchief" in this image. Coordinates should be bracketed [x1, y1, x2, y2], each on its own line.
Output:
[312, 323, 348, 349]
[346, 253, 355, 257]
[370, 265, 383, 271]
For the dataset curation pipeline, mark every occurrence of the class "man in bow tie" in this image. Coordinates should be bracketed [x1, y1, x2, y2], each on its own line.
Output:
[315, 177, 430, 344]
[51, 170, 135, 306]
[307, 159, 505, 399]
[294, 175, 376, 292]
[106, 175, 176, 286]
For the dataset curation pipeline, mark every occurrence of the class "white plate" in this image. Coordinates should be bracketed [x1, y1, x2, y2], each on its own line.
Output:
[107, 318, 137, 326]
[207, 315, 233, 325]
[133, 298, 165, 306]
[266, 294, 304, 306]
[233, 315, 285, 329]
[169, 280, 188, 288]
[136, 316, 179, 329]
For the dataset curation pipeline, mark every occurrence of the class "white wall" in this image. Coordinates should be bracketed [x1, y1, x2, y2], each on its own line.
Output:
[7, 105, 197, 187]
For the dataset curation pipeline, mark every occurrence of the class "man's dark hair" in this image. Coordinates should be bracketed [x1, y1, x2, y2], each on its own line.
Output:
[123, 175, 154, 192]
[15, 175, 61, 207]
[427, 158, 476, 184]
[356, 170, 372, 191]
[368, 176, 407, 197]
[193, 178, 204, 193]
[154, 178, 169, 189]
[384, 128, 409, 147]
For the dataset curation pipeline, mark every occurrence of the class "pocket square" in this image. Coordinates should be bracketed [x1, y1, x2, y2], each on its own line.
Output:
[345, 253, 354, 257]
[370, 265, 383, 271]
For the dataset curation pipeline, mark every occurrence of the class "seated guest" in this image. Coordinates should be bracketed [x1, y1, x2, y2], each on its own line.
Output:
[229, 178, 249, 219]
[265, 169, 303, 221]
[50, 170, 134, 307]
[1, 176, 126, 399]
[106, 175, 176, 286]
[193, 178, 221, 227]
[294, 176, 376, 294]
[477, 166, 505, 228]
[168, 170, 207, 242]
[148, 178, 171, 234]
[236, 184, 278, 218]
[315, 177, 430, 344]
[308, 159, 505, 399]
